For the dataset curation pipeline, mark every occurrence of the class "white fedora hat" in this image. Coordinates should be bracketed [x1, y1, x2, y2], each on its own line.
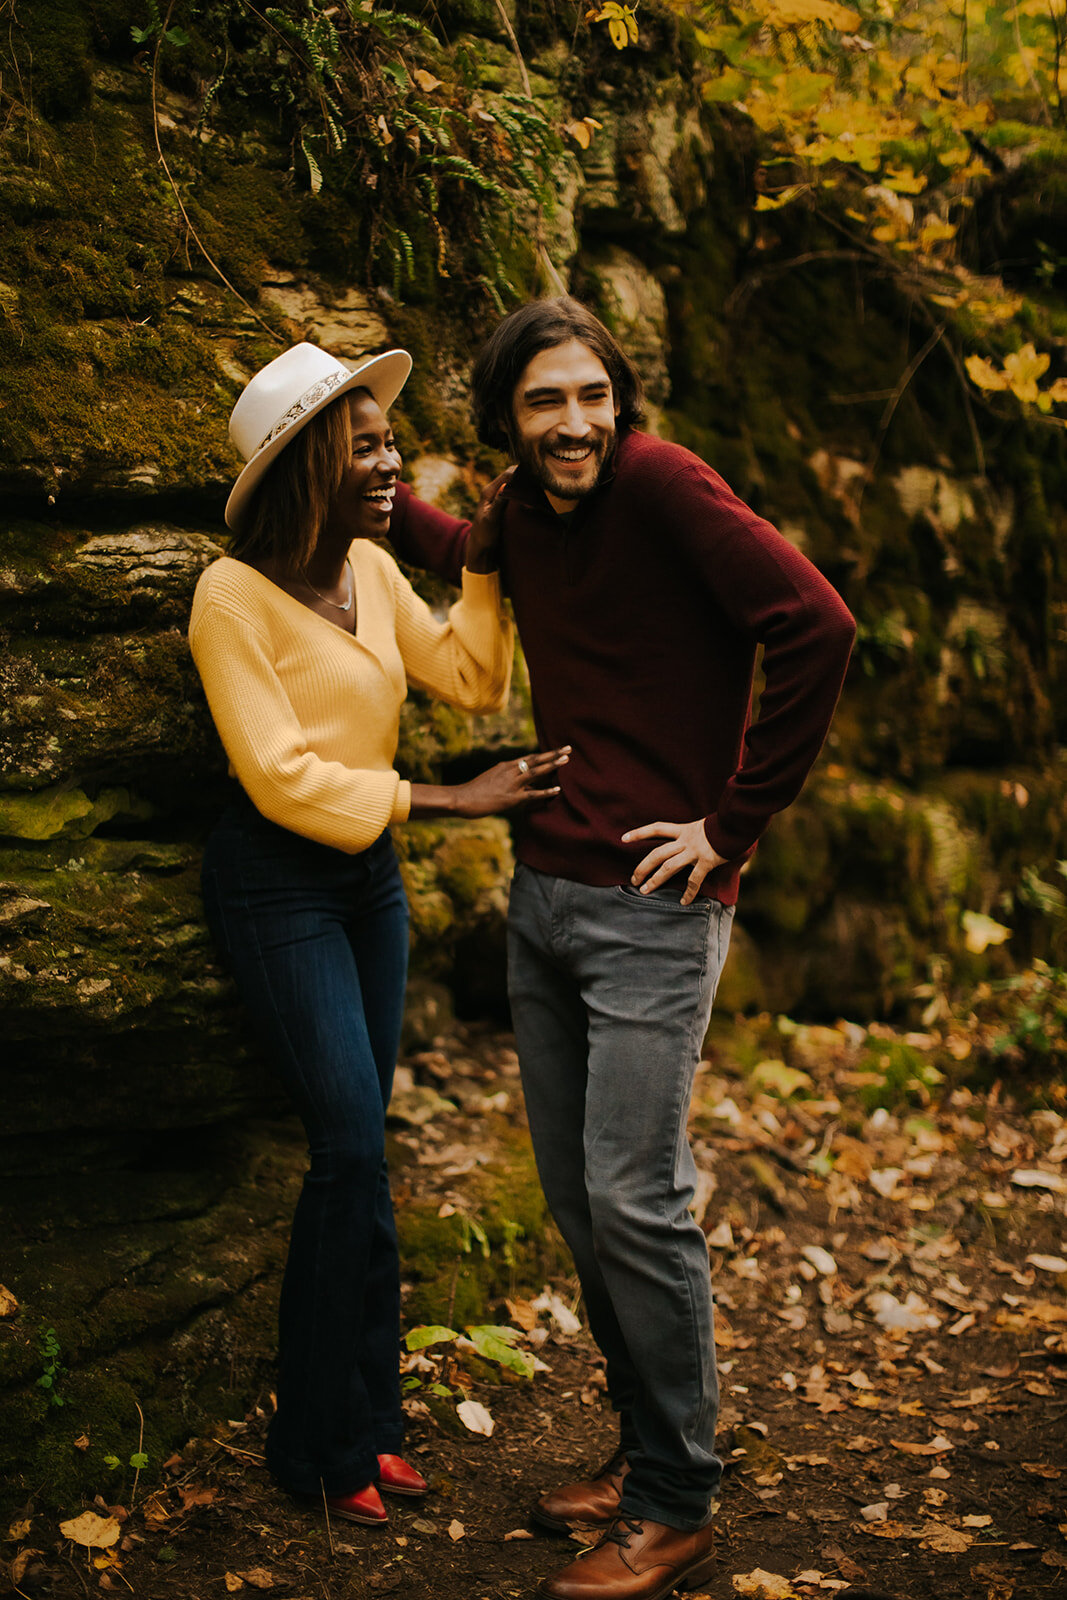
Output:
[224, 342, 412, 530]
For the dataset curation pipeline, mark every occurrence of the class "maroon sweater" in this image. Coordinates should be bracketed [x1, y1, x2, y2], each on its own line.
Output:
[390, 429, 855, 905]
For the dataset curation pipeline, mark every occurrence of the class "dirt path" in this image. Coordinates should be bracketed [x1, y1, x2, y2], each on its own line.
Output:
[7, 1012, 1066, 1600]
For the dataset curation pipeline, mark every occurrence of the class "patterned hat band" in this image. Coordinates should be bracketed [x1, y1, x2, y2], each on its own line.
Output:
[254, 369, 349, 456]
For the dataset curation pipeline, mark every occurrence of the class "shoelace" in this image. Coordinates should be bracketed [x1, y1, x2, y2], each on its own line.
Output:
[603, 1516, 645, 1549]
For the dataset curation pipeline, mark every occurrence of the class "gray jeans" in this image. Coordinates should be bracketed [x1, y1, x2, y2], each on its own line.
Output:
[506, 862, 735, 1530]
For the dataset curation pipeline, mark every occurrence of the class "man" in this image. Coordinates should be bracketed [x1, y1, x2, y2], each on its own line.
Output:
[388, 297, 855, 1600]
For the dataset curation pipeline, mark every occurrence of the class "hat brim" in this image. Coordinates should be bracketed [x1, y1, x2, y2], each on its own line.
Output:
[224, 348, 413, 531]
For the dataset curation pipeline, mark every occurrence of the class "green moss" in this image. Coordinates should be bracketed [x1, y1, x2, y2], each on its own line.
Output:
[0, 784, 152, 841]
[395, 1120, 566, 1327]
[10, 0, 95, 120]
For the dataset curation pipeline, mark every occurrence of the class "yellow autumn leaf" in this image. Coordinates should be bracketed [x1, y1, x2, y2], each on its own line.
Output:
[1003, 343, 1050, 403]
[565, 117, 602, 149]
[918, 217, 957, 249]
[589, 3, 638, 47]
[883, 164, 927, 194]
[762, 0, 860, 31]
[59, 1512, 121, 1550]
[962, 910, 1011, 954]
[411, 68, 442, 93]
[1045, 378, 1067, 404]
[964, 354, 1009, 392]
[755, 185, 807, 210]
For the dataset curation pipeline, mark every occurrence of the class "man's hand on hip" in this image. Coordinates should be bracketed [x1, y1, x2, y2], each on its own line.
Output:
[621, 819, 728, 906]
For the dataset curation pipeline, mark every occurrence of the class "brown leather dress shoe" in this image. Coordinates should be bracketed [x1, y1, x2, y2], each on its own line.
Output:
[532, 1451, 630, 1533]
[538, 1515, 716, 1600]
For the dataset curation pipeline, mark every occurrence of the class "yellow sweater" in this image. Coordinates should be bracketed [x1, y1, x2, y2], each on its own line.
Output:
[189, 539, 513, 852]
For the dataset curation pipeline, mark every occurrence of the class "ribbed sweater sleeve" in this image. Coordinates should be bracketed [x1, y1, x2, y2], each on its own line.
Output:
[188, 547, 513, 854]
[657, 460, 856, 860]
[393, 564, 513, 711]
[189, 595, 411, 852]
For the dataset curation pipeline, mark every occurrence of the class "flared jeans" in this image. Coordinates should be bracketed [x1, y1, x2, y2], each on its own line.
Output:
[202, 797, 409, 1496]
[507, 863, 735, 1530]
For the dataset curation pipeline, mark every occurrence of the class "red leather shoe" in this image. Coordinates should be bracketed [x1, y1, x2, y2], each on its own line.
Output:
[323, 1483, 388, 1525]
[377, 1453, 429, 1497]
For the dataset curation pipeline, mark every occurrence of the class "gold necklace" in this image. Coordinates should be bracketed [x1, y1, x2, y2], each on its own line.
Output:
[301, 560, 353, 611]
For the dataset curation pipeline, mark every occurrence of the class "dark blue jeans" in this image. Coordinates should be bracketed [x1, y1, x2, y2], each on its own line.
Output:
[202, 795, 409, 1497]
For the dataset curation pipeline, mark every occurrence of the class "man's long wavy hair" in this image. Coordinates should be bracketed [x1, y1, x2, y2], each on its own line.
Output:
[228, 391, 361, 580]
[471, 297, 645, 454]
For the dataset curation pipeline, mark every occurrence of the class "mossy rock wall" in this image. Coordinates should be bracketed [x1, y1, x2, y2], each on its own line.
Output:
[2, 0, 1066, 1515]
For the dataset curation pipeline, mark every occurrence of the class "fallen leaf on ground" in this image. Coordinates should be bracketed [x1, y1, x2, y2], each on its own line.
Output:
[0, 1285, 18, 1318]
[504, 1297, 539, 1331]
[860, 1502, 889, 1521]
[224, 1577, 243, 1594]
[1011, 1169, 1066, 1193]
[870, 1168, 906, 1197]
[732, 1569, 799, 1597]
[891, 1433, 954, 1455]
[59, 1512, 121, 1549]
[448, 1519, 465, 1541]
[456, 1399, 494, 1436]
[921, 1520, 974, 1552]
[1026, 1254, 1067, 1273]
[530, 1290, 582, 1335]
[964, 1513, 993, 1527]
[504, 1528, 533, 1540]
[236, 1569, 276, 1589]
[142, 1496, 170, 1530]
[8, 1520, 31, 1541]
[178, 1485, 217, 1511]
[10, 1551, 42, 1587]
[867, 1289, 941, 1332]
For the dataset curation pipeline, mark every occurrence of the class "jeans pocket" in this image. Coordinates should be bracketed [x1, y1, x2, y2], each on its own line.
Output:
[612, 883, 713, 916]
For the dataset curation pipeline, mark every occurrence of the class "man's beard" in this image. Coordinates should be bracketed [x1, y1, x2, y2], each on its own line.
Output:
[514, 428, 615, 502]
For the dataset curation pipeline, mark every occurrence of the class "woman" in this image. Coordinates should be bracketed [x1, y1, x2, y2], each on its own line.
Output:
[189, 343, 567, 1527]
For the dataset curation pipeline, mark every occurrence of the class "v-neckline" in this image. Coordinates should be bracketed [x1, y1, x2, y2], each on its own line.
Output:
[236, 546, 362, 639]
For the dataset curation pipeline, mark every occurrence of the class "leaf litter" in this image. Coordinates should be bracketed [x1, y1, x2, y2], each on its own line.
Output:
[14, 1011, 1067, 1600]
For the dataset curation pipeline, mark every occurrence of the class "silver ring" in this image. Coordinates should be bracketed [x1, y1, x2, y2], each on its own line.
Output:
[517, 758, 529, 776]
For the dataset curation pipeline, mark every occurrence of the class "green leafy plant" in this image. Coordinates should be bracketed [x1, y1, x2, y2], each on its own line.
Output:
[131, 0, 190, 49]
[858, 1040, 945, 1111]
[147, 0, 560, 304]
[405, 1319, 537, 1381]
[103, 1449, 149, 1471]
[985, 961, 1067, 1077]
[36, 1326, 65, 1407]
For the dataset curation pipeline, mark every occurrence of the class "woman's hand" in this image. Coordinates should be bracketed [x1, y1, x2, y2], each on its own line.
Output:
[452, 747, 570, 817]
[408, 747, 570, 822]
[464, 467, 516, 575]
